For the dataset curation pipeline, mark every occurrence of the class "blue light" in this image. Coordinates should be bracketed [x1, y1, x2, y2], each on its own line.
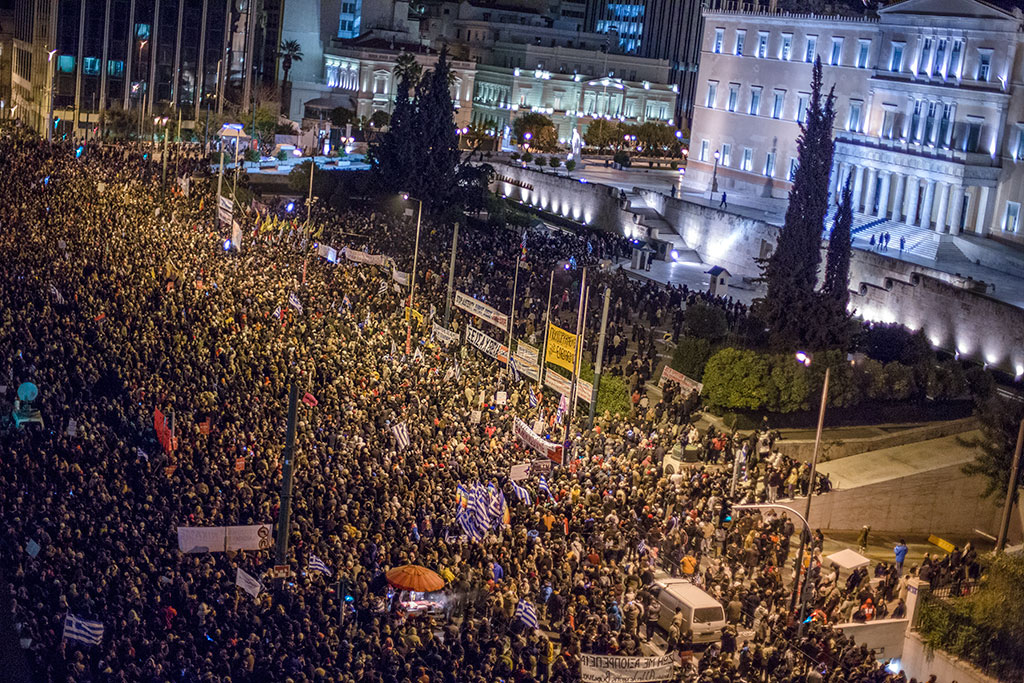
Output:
[75, 145, 84, 158]
[285, 201, 295, 212]
[43, 176, 50, 186]
[223, 239, 232, 251]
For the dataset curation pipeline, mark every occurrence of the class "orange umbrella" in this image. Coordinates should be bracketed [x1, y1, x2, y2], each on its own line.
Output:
[385, 564, 445, 592]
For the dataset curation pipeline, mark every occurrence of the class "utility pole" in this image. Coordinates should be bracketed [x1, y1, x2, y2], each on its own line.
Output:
[161, 119, 169, 189]
[274, 383, 299, 564]
[996, 418, 1024, 553]
[588, 286, 610, 429]
[444, 222, 460, 325]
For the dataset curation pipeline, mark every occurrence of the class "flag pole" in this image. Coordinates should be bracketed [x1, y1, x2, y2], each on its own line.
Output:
[444, 221, 459, 325]
[274, 383, 299, 565]
[539, 269, 555, 392]
[506, 253, 521, 374]
[589, 286, 611, 429]
[568, 268, 587, 430]
[572, 283, 591, 421]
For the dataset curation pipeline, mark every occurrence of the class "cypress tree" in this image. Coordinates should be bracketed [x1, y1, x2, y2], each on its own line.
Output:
[758, 57, 837, 350]
[822, 178, 853, 307]
[369, 70, 417, 195]
[413, 46, 461, 212]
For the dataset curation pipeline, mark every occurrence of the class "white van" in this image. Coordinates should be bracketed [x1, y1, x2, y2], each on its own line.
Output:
[653, 579, 726, 644]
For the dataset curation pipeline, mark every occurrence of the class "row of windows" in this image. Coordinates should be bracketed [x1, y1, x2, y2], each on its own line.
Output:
[705, 81, 808, 122]
[697, 138, 798, 181]
[711, 27, 987, 82]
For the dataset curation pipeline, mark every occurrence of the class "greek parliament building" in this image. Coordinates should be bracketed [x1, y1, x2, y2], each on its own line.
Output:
[685, 0, 1024, 252]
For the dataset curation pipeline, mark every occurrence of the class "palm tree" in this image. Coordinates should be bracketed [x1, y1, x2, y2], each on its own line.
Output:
[393, 52, 422, 91]
[279, 40, 304, 110]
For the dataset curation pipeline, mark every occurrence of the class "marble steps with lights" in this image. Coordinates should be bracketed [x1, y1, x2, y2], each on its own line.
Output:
[626, 191, 703, 263]
[824, 207, 942, 261]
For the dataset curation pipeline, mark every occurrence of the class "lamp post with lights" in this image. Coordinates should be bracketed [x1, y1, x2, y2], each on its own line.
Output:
[709, 149, 721, 205]
[401, 193, 423, 354]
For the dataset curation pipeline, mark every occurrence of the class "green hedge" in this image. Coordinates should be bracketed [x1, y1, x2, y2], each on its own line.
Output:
[580, 363, 632, 417]
[700, 347, 965, 413]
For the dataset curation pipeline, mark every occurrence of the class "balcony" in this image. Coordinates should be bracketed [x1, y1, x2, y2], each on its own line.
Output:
[836, 131, 999, 169]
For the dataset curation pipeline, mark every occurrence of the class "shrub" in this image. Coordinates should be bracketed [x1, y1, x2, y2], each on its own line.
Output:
[510, 152, 521, 162]
[671, 336, 713, 381]
[548, 156, 561, 168]
[702, 348, 776, 411]
[883, 362, 916, 401]
[565, 160, 576, 173]
[243, 148, 260, 163]
[613, 151, 630, 167]
[927, 359, 967, 400]
[521, 151, 533, 163]
[534, 155, 547, 167]
[683, 302, 729, 343]
[670, 160, 679, 170]
[965, 366, 996, 400]
[276, 149, 289, 162]
[580, 363, 632, 416]
[858, 323, 933, 365]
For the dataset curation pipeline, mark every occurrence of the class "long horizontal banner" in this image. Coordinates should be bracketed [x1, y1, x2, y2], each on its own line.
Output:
[544, 370, 572, 396]
[177, 524, 273, 553]
[344, 248, 387, 267]
[520, 360, 540, 381]
[217, 196, 233, 225]
[392, 270, 409, 287]
[658, 366, 704, 395]
[580, 654, 676, 683]
[546, 323, 578, 372]
[455, 291, 508, 330]
[576, 378, 594, 405]
[466, 324, 509, 363]
[513, 417, 563, 465]
[431, 322, 460, 346]
[514, 340, 540, 365]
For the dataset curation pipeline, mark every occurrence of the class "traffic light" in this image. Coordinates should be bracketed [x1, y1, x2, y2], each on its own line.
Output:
[719, 500, 733, 526]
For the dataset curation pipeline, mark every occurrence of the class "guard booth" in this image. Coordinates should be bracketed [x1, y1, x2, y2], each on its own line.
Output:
[706, 266, 731, 297]
[631, 245, 658, 270]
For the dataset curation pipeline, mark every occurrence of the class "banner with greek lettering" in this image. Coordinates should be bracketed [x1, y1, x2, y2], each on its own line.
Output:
[546, 323, 578, 372]
[218, 196, 233, 225]
[576, 379, 594, 405]
[580, 654, 676, 683]
[658, 366, 704, 395]
[455, 291, 508, 330]
[514, 340, 539, 365]
[520, 360, 540, 381]
[345, 248, 387, 266]
[513, 417, 564, 465]
[466, 324, 508, 363]
[177, 524, 274, 553]
[431, 322, 460, 347]
[544, 370, 572, 396]
[392, 270, 410, 287]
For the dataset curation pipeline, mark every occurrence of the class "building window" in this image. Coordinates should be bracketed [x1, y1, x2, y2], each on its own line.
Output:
[1016, 129, 1024, 160]
[911, 101, 923, 142]
[749, 86, 762, 116]
[735, 30, 746, 56]
[727, 83, 739, 112]
[713, 28, 724, 53]
[918, 37, 932, 73]
[781, 33, 792, 61]
[772, 90, 785, 119]
[83, 57, 100, 76]
[847, 100, 862, 131]
[741, 147, 753, 171]
[934, 39, 947, 76]
[764, 151, 776, 177]
[938, 103, 954, 148]
[977, 50, 992, 81]
[107, 60, 124, 78]
[805, 36, 817, 63]
[757, 31, 769, 59]
[830, 38, 843, 66]
[857, 40, 870, 68]
[789, 157, 799, 181]
[706, 81, 718, 108]
[949, 40, 963, 78]
[882, 109, 896, 139]
[965, 120, 982, 152]
[700, 139, 710, 161]
[1004, 202, 1021, 233]
[57, 55, 75, 73]
[890, 43, 904, 72]
[721, 143, 732, 166]
[796, 93, 809, 123]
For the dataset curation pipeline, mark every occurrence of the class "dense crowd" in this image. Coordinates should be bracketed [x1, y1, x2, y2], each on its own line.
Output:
[0, 123, 951, 683]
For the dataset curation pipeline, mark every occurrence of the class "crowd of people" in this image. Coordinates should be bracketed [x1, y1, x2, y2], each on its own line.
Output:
[0, 122, 955, 683]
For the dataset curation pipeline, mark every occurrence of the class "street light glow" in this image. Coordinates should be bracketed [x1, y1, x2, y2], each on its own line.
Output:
[796, 351, 812, 366]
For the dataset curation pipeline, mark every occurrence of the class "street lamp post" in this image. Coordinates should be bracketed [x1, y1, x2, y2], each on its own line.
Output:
[401, 194, 423, 354]
[709, 149, 720, 205]
[136, 40, 148, 142]
[45, 49, 57, 143]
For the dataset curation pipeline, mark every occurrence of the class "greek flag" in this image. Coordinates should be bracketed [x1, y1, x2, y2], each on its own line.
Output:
[510, 480, 532, 505]
[467, 485, 490, 536]
[390, 339, 398, 358]
[62, 614, 104, 645]
[637, 539, 648, 556]
[342, 294, 351, 309]
[309, 553, 332, 576]
[514, 599, 539, 629]
[487, 483, 503, 526]
[538, 475, 552, 500]
[529, 389, 538, 408]
[288, 292, 303, 314]
[392, 422, 410, 450]
[377, 280, 388, 296]
[49, 284, 65, 304]
[509, 356, 522, 383]
[272, 306, 282, 320]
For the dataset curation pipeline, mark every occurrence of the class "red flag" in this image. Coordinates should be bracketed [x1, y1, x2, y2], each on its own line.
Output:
[302, 392, 318, 407]
[234, 457, 245, 472]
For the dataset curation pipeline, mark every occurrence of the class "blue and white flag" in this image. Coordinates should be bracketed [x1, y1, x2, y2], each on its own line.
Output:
[288, 292, 303, 314]
[273, 306, 282, 320]
[63, 614, 104, 645]
[528, 389, 538, 408]
[587, 240, 593, 255]
[487, 484, 503, 526]
[342, 294, 351, 309]
[510, 480, 532, 506]
[509, 356, 522, 383]
[467, 485, 490, 535]
[637, 540, 648, 556]
[49, 284, 65, 304]
[377, 280, 388, 296]
[538, 475, 552, 500]
[392, 422, 410, 450]
[309, 553, 332, 576]
[514, 598, 539, 629]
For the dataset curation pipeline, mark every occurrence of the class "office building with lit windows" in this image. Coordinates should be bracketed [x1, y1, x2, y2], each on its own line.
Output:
[11, 0, 279, 140]
[687, 0, 1024, 250]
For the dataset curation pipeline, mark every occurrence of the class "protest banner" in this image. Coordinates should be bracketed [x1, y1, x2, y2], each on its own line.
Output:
[177, 524, 273, 553]
[579, 654, 676, 683]
[576, 379, 594, 405]
[513, 417, 563, 465]
[544, 370, 572, 396]
[466, 324, 509, 363]
[514, 340, 540, 365]
[345, 248, 387, 266]
[658, 366, 704, 394]
[545, 324, 578, 372]
[510, 463, 531, 481]
[217, 196, 233, 225]
[431, 322, 460, 346]
[455, 291, 508, 330]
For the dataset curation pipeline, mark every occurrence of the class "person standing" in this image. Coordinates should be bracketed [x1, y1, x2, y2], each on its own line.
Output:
[720, 192, 728, 209]
[857, 525, 871, 552]
[645, 599, 661, 641]
[894, 539, 909, 575]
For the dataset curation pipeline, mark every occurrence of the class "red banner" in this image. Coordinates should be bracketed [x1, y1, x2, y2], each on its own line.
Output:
[153, 408, 176, 455]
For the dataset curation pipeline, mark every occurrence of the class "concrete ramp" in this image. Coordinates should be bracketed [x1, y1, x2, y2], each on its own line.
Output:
[783, 431, 1023, 539]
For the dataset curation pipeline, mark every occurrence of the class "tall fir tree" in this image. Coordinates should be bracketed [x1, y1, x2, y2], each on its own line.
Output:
[757, 57, 836, 350]
[369, 68, 417, 195]
[412, 46, 461, 213]
[814, 177, 854, 349]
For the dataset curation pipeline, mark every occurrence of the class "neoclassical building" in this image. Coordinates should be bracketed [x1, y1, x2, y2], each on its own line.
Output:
[686, 0, 1024, 251]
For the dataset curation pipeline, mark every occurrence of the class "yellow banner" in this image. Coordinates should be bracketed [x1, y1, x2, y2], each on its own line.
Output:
[546, 323, 578, 372]
[405, 307, 424, 324]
